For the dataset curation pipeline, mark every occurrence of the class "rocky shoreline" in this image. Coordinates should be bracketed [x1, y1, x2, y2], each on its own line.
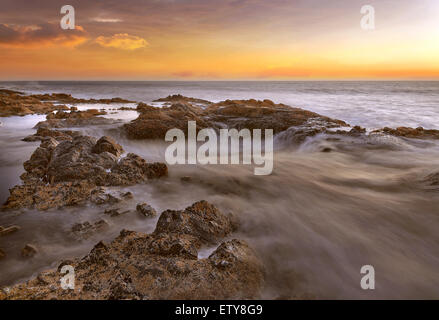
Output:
[1, 90, 439, 299]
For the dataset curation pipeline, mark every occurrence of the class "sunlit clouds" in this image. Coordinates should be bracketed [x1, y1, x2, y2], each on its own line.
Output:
[0, 0, 438, 80]
[95, 33, 148, 50]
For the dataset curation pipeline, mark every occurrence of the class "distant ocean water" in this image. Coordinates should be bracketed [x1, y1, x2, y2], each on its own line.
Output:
[1, 81, 438, 130]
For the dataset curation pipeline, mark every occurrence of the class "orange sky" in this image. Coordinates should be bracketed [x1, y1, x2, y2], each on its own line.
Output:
[0, 0, 438, 80]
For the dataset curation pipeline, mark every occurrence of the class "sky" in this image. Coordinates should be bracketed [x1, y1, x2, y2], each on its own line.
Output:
[0, 0, 438, 80]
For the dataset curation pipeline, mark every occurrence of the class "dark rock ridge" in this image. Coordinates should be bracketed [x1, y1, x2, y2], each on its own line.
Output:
[0, 90, 135, 117]
[0, 201, 264, 300]
[2, 134, 167, 210]
[0, 89, 69, 117]
[124, 97, 348, 140]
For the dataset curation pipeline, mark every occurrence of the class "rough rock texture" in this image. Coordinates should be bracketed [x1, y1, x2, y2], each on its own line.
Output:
[2, 134, 167, 210]
[1, 201, 264, 300]
[124, 97, 348, 140]
[22, 128, 80, 142]
[124, 102, 212, 139]
[0, 90, 69, 117]
[71, 220, 109, 240]
[46, 109, 106, 120]
[371, 127, 439, 140]
[136, 203, 157, 217]
[153, 94, 212, 106]
[0, 248, 5, 260]
[29, 93, 135, 104]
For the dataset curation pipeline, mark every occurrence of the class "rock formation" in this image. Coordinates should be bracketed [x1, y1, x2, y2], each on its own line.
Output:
[0, 201, 264, 300]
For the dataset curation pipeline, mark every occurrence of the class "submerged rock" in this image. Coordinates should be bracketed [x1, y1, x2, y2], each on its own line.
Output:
[136, 203, 157, 217]
[371, 126, 439, 140]
[1, 201, 263, 300]
[0, 225, 21, 237]
[21, 244, 38, 258]
[71, 220, 109, 240]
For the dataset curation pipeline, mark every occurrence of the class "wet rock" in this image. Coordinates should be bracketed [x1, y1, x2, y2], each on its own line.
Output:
[46, 109, 106, 120]
[0, 225, 21, 237]
[136, 203, 157, 217]
[2, 201, 263, 300]
[153, 94, 212, 106]
[21, 244, 38, 258]
[154, 200, 236, 244]
[29, 93, 135, 104]
[92, 136, 124, 157]
[124, 102, 212, 139]
[180, 176, 192, 182]
[124, 96, 348, 140]
[71, 220, 109, 239]
[22, 128, 80, 142]
[372, 126, 439, 140]
[3, 181, 99, 211]
[104, 208, 130, 217]
[0, 90, 69, 117]
[0, 248, 5, 259]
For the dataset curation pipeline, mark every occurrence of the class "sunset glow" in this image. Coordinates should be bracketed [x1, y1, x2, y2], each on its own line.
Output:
[0, 0, 438, 80]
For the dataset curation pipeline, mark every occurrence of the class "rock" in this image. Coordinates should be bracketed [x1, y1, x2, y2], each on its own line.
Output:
[180, 176, 192, 182]
[123, 102, 212, 139]
[0, 90, 69, 117]
[22, 128, 80, 142]
[46, 109, 106, 120]
[0, 225, 21, 236]
[21, 244, 38, 258]
[2, 201, 263, 300]
[0, 248, 5, 260]
[121, 192, 133, 199]
[3, 134, 167, 210]
[136, 203, 157, 217]
[71, 220, 109, 239]
[124, 96, 348, 140]
[154, 200, 236, 244]
[371, 126, 439, 140]
[92, 136, 124, 157]
[153, 94, 212, 106]
[104, 208, 130, 217]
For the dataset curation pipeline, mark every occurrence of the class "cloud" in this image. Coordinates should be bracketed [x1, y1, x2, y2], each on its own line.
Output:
[95, 33, 148, 50]
[0, 23, 88, 48]
[91, 17, 123, 23]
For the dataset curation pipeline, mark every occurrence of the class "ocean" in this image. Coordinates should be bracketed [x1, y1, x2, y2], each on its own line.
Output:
[1, 81, 439, 299]
[1, 80, 439, 129]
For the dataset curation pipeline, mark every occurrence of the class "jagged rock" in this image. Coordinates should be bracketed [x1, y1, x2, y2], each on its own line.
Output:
[3, 133, 167, 211]
[124, 102, 212, 139]
[3, 181, 99, 211]
[1, 201, 263, 300]
[46, 109, 106, 120]
[153, 94, 212, 106]
[71, 220, 109, 239]
[0, 225, 21, 237]
[21, 244, 38, 258]
[22, 128, 80, 142]
[0, 90, 69, 117]
[0, 248, 5, 260]
[124, 97, 348, 140]
[154, 200, 236, 244]
[92, 136, 124, 157]
[371, 126, 439, 140]
[136, 203, 157, 217]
